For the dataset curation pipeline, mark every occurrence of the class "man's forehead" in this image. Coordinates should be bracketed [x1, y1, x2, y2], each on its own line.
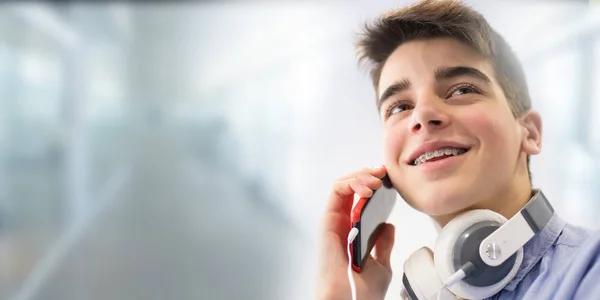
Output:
[377, 38, 489, 93]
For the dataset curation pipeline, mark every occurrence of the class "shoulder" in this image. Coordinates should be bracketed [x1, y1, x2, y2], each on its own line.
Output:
[571, 230, 600, 298]
[566, 228, 600, 266]
[553, 222, 599, 274]
[555, 222, 594, 248]
[552, 228, 600, 299]
[571, 229, 600, 265]
[517, 223, 600, 299]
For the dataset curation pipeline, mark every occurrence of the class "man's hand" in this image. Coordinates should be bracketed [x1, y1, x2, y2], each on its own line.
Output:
[316, 165, 396, 300]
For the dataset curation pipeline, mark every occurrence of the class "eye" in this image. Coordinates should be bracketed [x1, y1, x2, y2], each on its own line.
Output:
[385, 100, 413, 118]
[449, 84, 479, 98]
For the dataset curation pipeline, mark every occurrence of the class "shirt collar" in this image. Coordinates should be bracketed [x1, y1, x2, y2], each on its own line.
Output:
[503, 212, 566, 291]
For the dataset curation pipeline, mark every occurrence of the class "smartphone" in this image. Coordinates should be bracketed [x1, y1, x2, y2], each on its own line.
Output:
[350, 174, 397, 272]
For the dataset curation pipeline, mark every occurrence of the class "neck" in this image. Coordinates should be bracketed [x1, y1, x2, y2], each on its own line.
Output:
[433, 177, 533, 229]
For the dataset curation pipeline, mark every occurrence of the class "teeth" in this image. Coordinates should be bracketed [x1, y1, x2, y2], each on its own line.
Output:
[413, 147, 467, 165]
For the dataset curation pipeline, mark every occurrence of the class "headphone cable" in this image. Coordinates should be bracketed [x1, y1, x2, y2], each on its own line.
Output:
[347, 228, 359, 300]
[437, 262, 474, 300]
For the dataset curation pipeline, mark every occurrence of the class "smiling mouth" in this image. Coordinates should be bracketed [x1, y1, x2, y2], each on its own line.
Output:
[410, 147, 470, 166]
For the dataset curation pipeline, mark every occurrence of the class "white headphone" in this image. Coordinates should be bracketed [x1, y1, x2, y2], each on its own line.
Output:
[399, 189, 554, 300]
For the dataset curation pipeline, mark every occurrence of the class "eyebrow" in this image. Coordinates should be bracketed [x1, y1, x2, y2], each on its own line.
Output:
[377, 66, 491, 110]
[377, 79, 410, 111]
[434, 66, 491, 85]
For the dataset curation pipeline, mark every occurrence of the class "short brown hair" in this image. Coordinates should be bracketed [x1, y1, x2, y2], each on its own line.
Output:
[355, 0, 532, 180]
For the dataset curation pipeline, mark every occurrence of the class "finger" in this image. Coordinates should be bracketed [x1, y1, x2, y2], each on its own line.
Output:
[350, 179, 374, 199]
[326, 174, 381, 214]
[370, 164, 388, 178]
[351, 172, 385, 198]
[337, 165, 387, 181]
[359, 173, 384, 191]
[361, 254, 393, 289]
[373, 223, 395, 269]
[334, 173, 383, 200]
[326, 166, 387, 211]
[326, 180, 357, 214]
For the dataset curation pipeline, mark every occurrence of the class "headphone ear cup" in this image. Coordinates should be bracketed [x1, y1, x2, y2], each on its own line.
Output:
[434, 209, 523, 300]
[403, 247, 454, 300]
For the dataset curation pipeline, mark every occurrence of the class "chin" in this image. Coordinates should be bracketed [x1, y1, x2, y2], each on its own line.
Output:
[402, 183, 476, 217]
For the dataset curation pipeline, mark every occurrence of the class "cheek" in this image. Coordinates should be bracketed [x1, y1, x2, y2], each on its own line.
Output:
[382, 125, 405, 165]
[459, 109, 518, 157]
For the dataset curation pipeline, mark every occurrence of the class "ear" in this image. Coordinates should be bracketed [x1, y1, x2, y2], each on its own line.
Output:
[519, 110, 542, 155]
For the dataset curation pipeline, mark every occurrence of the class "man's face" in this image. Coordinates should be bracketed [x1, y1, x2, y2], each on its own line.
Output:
[378, 38, 529, 217]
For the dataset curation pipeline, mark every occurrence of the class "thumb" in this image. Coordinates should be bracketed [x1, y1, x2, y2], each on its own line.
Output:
[373, 223, 395, 269]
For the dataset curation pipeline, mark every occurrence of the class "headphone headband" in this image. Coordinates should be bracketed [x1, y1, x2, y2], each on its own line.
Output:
[521, 189, 554, 233]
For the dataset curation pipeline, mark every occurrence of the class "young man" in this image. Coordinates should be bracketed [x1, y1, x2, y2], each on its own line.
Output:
[316, 0, 600, 299]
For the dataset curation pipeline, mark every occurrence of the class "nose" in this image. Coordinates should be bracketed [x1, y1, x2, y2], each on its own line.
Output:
[408, 96, 450, 134]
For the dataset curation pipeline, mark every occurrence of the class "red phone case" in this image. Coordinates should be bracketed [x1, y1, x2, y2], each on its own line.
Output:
[350, 196, 370, 273]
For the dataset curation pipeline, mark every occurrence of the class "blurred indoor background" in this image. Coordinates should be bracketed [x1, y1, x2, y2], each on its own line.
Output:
[0, 1, 598, 300]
